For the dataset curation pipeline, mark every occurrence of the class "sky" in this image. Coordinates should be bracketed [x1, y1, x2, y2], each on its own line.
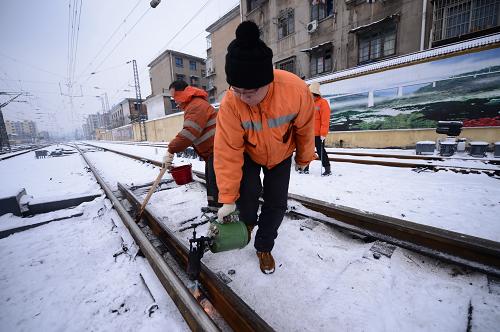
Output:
[0, 0, 239, 136]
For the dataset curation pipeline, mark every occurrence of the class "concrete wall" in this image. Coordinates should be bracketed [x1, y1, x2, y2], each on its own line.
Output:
[327, 127, 500, 148]
[144, 94, 168, 120]
[131, 113, 184, 142]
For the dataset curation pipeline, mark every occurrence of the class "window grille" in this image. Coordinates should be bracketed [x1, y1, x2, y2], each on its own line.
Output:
[310, 46, 332, 76]
[247, 0, 266, 12]
[175, 57, 183, 68]
[358, 25, 396, 64]
[276, 57, 296, 74]
[189, 60, 197, 71]
[311, 0, 334, 21]
[278, 8, 295, 39]
[433, 0, 499, 42]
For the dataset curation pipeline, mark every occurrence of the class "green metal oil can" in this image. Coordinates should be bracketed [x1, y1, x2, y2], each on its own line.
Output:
[209, 221, 249, 253]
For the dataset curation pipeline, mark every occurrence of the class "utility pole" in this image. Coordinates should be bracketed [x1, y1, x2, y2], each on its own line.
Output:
[130, 59, 147, 141]
[0, 92, 28, 152]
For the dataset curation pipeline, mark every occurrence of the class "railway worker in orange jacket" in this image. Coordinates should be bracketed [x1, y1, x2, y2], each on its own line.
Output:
[164, 80, 221, 210]
[214, 21, 316, 274]
[303, 82, 332, 176]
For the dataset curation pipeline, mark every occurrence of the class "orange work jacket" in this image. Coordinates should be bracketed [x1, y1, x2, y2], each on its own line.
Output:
[214, 69, 315, 204]
[168, 86, 217, 160]
[314, 96, 330, 137]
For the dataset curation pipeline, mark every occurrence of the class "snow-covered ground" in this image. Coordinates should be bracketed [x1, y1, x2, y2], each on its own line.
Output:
[0, 145, 189, 331]
[86, 157, 500, 331]
[0, 145, 100, 200]
[2, 142, 499, 331]
[86, 141, 500, 242]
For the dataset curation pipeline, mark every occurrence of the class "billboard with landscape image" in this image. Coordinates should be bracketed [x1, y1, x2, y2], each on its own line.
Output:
[322, 46, 500, 131]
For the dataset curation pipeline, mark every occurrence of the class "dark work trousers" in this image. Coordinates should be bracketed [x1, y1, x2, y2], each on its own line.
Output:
[205, 155, 222, 208]
[236, 154, 292, 252]
[315, 136, 331, 171]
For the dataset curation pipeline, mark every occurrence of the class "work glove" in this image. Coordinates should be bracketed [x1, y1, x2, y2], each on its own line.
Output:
[162, 152, 174, 169]
[217, 203, 236, 222]
[320, 136, 326, 142]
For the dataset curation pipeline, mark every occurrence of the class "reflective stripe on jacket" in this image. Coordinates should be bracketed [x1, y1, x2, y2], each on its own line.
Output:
[167, 86, 217, 160]
[314, 96, 330, 137]
[214, 69, 315, 204]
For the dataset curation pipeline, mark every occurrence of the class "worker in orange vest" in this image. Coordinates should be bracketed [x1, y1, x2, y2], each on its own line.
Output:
[214, 21, 315, 274]
[164, 80, 221, 210]
[302, 82, 332, 176]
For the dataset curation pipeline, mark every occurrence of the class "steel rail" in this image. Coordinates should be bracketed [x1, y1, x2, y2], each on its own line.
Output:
[85, 141, 498, 173]
[327, 150, 500, 165]
[118, 184, 274, 332]
[74, 144, 220, 332]
[191, 169, 500, 276]
[0, 146, 47, 160]
[83, 142, 500, 276]
[287, 193, 500, 277]
[325, 155, 499, 172]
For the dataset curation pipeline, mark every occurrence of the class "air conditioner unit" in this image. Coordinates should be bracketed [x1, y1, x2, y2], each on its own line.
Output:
[307, 20, 318, 33]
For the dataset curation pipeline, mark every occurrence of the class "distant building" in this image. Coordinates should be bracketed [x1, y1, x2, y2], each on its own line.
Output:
[38, 131, 50, 141]
[237, 0, 499, 79]
[5, 120, 37, 143]
[109, 98, 147, 129]
[205, 5, 241, 103]
[146, 50, 207, 118]
[82, 123, 91, 140]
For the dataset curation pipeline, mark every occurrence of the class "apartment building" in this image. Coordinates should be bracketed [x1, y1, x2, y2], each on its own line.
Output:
[5, 120, 37, 143]
[205, 5, 241, 103]
[237, 0, 498, 79]
[146, 50, 207, 117]
[109, 98, 147, 129]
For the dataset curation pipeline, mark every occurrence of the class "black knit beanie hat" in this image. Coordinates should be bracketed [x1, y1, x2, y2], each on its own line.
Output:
[225, 21, 274, 89]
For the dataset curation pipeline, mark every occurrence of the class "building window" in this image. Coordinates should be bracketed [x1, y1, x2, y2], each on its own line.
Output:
[310, 45, 333, 76]
[175, 57, 183, 68]
[189, 60, 197, 71]
[206, 35, 212, 49]
[311, 0, 334, 21]
[432, 0, 499, 42]
[176, 74, 185, 81]
[278, 8, 295, 39]
[201, 69, 206, 77]
[190, 76, 199, 87]
[247, 0, 265, 12]
[276, 57, 296, 74]
[358, 25, 396, 64]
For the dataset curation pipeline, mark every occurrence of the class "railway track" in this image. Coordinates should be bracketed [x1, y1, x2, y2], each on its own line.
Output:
[82, 141, 500, 277]
[91, 140, 500, 174]
[327, 150, 500, 165]
[0, 146, 46, 161]
[74, 143, 274, 331]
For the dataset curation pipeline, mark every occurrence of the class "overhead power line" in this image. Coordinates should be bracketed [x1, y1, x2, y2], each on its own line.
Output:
[78, 6, 151, 86]
[0, 52, 65, 78]
[76, 0, 142, 80]
[155, 0, 213, 57]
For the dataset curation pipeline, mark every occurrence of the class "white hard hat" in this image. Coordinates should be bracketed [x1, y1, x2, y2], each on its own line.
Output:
[309, 82, 321, 96]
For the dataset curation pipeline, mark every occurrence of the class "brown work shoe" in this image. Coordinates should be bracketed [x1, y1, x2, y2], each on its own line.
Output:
[256, 251, 275, 274]
[246, 224, 255, 243]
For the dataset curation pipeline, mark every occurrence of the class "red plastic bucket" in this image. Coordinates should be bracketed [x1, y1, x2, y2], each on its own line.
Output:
[170, 164, 193, 185]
